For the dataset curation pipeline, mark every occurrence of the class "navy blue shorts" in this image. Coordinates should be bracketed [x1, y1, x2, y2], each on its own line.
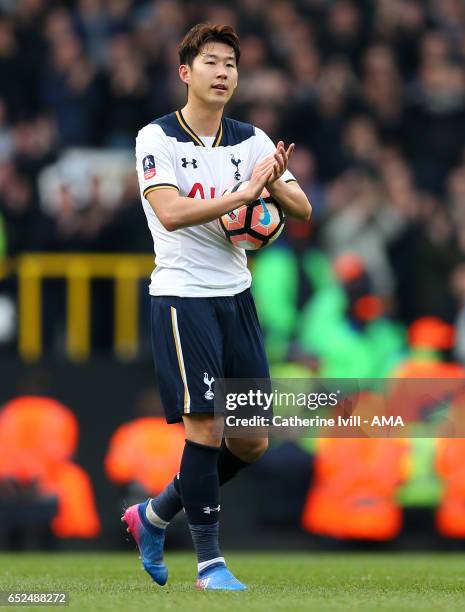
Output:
[150, 288, 270, 424]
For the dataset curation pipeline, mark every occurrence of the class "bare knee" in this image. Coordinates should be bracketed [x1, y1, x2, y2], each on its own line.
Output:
[226, 437, 268, 463]
[182, 413, 224, 447]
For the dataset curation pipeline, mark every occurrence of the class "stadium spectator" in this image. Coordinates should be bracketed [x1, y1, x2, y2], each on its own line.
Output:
[0, 396, 101, 541]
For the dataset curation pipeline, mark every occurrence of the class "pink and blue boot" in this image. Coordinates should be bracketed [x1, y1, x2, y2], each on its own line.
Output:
[196, 564, 247, 591]
[122, 500, 168, 586]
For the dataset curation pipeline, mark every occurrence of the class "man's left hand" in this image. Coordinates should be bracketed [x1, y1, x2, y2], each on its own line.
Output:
[268, 141, 295, 186]
[250, 141, 295, 189]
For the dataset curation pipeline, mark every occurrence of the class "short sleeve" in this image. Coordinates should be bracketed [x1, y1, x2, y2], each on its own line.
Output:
[135, 124, 179, 200]
[253, 127, 297, 184]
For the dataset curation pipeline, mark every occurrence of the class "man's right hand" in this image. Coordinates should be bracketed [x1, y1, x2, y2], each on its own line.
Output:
[243, 165, 275, 203]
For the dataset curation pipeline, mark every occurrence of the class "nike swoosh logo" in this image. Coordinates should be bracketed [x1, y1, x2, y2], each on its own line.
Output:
[259, 197, 271, 226]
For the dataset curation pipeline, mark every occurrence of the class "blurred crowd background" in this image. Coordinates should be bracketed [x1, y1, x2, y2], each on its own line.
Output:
[2, 0, 465, 550]
[1, 0, 465, 357]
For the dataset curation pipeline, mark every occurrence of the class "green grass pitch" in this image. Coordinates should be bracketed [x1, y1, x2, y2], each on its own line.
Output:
[1, 552, 465, 611]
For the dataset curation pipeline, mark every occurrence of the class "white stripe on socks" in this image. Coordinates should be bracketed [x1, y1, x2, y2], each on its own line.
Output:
[198, 557, 225, 574]
[146, 499, 169, 529]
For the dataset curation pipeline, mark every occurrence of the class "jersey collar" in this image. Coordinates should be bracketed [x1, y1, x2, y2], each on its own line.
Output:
[175, 110, 223, 147]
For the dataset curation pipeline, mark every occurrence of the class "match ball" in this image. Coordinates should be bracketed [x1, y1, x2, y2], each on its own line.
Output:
[219, 181, 285, 250]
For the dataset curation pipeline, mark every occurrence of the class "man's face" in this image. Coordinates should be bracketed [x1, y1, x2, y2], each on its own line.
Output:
[180, 42, 238, 107]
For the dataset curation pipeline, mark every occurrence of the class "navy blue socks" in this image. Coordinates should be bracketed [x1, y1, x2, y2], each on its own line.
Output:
[190, 522, 224, 575]
[146, 440, 257, 574]
[149, 441, 250, 525]
[179, 439, 221, 524]
[148, 475, 181, 525]
[178, 440, 223, 573]
[218, 442, 250, 485]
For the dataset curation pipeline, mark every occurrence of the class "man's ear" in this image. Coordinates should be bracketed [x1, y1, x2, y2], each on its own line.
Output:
[179, 64, 191, 85]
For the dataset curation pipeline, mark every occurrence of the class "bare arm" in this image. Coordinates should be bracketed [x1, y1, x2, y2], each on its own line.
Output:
[268, 179, 312, 221]
[147, 166, 274, 232]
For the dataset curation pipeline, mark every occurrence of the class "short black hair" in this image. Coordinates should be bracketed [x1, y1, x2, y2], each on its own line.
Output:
[178, 23, 240, 67]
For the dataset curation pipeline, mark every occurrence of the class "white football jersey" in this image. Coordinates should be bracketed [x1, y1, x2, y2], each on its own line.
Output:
[136, 110, 296, 297]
